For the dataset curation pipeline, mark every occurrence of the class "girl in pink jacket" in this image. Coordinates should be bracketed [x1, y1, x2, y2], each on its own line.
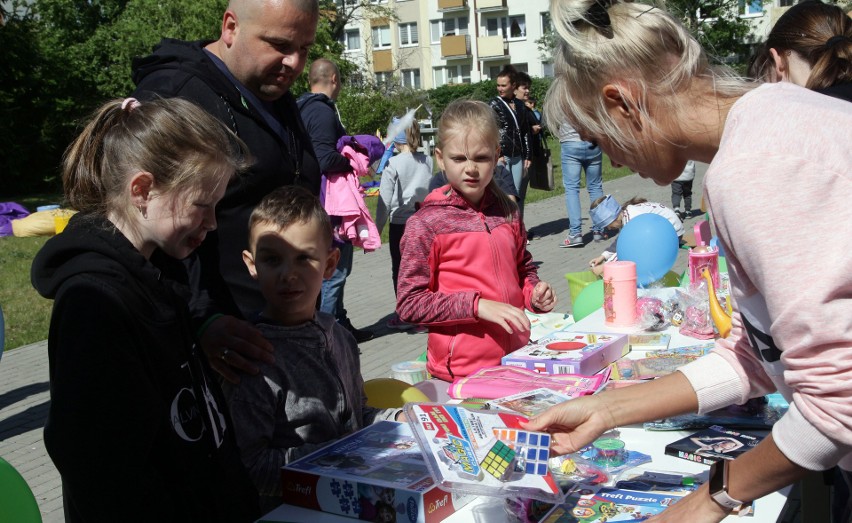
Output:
[396, 100, 557, 382]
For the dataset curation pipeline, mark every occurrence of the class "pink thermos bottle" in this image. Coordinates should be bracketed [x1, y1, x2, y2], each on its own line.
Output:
[603, 261, 638, 327]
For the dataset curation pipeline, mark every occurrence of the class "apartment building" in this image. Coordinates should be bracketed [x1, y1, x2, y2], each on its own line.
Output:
[339, 0, 803, 91]
[340, 0, 554, 90]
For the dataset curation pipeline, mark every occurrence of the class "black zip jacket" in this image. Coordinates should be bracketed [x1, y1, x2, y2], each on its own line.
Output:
[131, 39, 321, 320]
[31, 214, 260, 522]
[490, 95, 531, 161]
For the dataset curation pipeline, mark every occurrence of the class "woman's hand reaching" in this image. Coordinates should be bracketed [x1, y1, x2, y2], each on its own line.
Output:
[521, 395, 616, 455]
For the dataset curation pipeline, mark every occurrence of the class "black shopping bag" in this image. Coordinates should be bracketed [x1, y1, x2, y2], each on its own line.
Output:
[529, 148, 554, 191]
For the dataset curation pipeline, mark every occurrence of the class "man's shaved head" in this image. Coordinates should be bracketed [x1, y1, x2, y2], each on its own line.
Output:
[210, 0, 319, 101]
[308, 59, 339, 87]
[227, 0, 318, 21]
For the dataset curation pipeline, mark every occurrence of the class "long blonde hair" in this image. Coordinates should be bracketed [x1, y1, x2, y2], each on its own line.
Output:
[544, 0, 753, 152]
[436, 100, 516, 220]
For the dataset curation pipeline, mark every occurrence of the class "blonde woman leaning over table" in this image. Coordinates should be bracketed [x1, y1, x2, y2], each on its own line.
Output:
[522, 1, 852, 522]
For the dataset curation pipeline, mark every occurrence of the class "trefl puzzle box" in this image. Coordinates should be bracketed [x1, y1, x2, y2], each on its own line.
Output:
[280, 421, 473, 523]
[502, 332, 629, 375]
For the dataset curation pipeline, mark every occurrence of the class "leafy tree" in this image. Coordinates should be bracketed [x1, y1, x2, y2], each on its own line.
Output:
[0, 1, 55, 193]
[667, 0, 757, 65]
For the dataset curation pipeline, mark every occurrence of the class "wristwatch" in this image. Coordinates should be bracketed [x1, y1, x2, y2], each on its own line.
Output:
[708, 461, 753, 516]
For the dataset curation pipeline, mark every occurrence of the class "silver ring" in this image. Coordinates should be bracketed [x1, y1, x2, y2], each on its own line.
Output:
[221, 349, 230, 361]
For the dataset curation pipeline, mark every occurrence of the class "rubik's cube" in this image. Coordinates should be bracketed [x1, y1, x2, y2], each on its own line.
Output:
[481, 440, 516, 480]
[493, 428, 551, 476]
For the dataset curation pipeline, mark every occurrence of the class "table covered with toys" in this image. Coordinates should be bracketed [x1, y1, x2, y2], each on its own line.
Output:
[259, 222, 793, 523]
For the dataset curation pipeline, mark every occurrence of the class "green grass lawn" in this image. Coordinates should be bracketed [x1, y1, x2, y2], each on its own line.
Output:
[0, 144, 630, 351]
[1, 193, 62, 351]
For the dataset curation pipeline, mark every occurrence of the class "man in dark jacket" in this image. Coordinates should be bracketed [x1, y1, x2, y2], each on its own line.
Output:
[131, 0, 322, 380]
[296, 59, 373, 342]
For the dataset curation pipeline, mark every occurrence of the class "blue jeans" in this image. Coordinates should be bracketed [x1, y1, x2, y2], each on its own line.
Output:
[321, 240, 352, 322]
[504, 156, 524, 194]
[561, 140, 603, 237]
[504, 155, 527, 218]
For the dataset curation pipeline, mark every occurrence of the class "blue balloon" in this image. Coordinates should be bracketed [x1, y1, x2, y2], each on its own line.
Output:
[616, 213, 679, 286]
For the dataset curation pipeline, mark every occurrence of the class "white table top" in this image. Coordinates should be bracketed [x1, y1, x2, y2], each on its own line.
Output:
[259, 291, 791, 522]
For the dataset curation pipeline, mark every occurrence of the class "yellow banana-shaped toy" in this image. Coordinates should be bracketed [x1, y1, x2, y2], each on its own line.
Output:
[702, 268, 731, 338]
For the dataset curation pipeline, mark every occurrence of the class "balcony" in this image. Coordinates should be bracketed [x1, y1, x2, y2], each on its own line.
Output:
[437, 0, 467, 12]
[475, 0, 507, 12]
[372, 49, 393, 72]
[440, 34, 471, 59]
[477, 35, 508, 60]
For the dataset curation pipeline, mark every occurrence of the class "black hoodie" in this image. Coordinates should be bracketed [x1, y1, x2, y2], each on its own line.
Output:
[31, 214, 259, 522]
[131, 39, 321, 320]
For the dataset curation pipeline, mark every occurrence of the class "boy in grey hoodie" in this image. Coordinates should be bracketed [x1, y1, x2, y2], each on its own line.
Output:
[223, 186, 401, 512]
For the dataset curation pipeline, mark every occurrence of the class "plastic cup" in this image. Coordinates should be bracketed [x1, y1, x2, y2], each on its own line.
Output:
[390, 361, 428, 385]
[603, 261, 638, 327]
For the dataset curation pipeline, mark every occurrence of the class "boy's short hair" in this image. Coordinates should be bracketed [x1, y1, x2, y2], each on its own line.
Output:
[248, 186, 333, 248]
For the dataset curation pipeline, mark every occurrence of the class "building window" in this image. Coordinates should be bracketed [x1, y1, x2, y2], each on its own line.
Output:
[399, 22, 419, 46]
[433, 65, 472, 87]
[372, 25, 392, 49]
[485, 15, 526, 40]
[777, 0, 794, 5]
[542, 62, 554, 78]
[375, 71, 393, 86]
[541, 12, 552, 34]
[343, 28, 360, 52]
[739, 0, 762, 15]
[430, 17, 470, 43]
[401, 68, 421, 89]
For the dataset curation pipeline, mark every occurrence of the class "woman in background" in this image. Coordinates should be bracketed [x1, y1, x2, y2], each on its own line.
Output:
[748, 0, 852, 102]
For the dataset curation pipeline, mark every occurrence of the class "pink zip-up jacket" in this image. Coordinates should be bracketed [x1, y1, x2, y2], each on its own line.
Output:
[677, 83, 852, 472]
[324, 145, 381, 252]
[396, 185, 541, 381]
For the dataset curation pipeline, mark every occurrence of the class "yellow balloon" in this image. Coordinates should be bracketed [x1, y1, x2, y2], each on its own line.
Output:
[363, 378, 430, 409]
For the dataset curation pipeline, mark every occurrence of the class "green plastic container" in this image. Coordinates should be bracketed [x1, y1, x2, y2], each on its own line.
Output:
[565, 271, 601, 309]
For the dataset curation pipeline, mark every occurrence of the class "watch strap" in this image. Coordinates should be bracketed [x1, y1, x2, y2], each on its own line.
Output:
[711, 486, 746, 510]
[709, 461, 753, 515]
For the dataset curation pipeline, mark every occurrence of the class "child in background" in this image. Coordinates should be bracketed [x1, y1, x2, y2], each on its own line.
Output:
[31, 98, 259, 522]
[375, 119, 433, 330]
[225, 186, 402, 512]
[396, 100, 557, 384]
[587, 195, 684, 276]
[671, 160, 696, 221]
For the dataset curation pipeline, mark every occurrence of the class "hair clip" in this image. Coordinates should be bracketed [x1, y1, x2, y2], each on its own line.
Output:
[586, 1, 612, 30]
[121, 98, 141, 112]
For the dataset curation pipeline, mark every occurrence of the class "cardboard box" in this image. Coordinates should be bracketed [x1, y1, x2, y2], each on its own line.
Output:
[502, 332, 628, 375]
[281, 421, 473, 523]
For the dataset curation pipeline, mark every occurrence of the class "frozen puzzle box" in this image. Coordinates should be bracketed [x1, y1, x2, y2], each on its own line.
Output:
[280, 421, 473, 523]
